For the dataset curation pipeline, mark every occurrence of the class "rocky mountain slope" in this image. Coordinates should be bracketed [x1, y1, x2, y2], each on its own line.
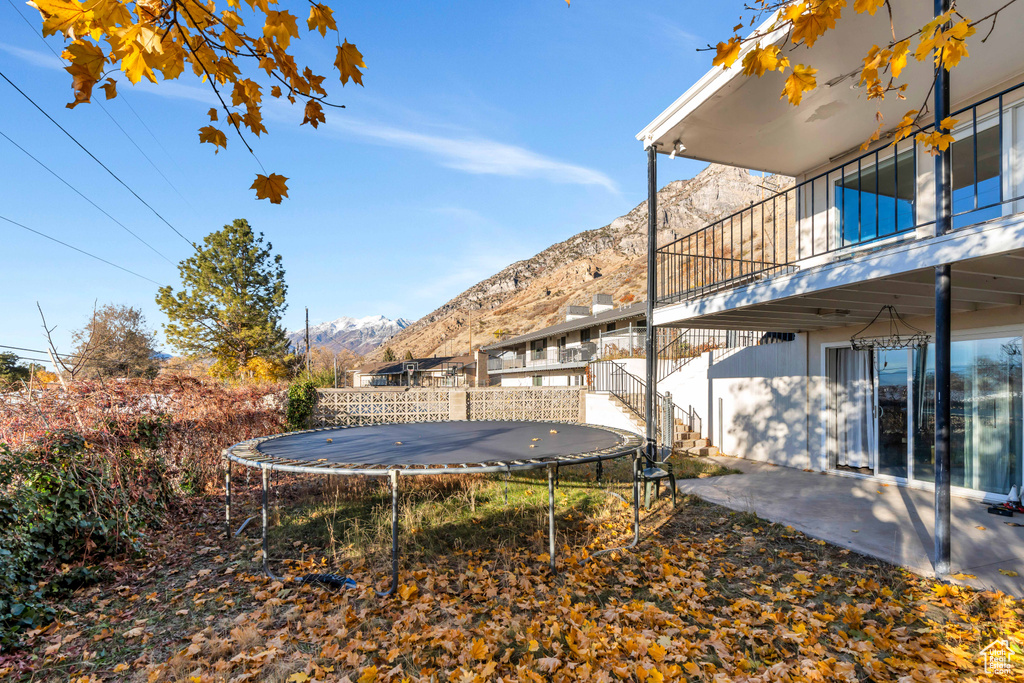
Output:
[370, 165, 788, 360]
[288, 315, 410, 355]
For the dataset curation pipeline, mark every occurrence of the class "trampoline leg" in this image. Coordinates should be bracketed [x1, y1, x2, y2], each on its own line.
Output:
[632, 453, 641, 546]
[376, 470, 400, 598]
[225, 462, 232, 542]
[596, 459, 603, 485]
[547, 464, 557, 573]
[261, 467, 270, 577]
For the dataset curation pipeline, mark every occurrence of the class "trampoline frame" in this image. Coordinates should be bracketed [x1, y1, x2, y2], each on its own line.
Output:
[222, 420, 645, 595]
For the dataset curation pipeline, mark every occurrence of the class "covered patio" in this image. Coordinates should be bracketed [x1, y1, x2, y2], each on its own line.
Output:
[677, 456, 1024, 596]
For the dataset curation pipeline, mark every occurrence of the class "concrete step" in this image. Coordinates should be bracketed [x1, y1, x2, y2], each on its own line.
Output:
[678, 438, 710, 448]
[678, 445, 719, 457]
[675, 430, 700, 441]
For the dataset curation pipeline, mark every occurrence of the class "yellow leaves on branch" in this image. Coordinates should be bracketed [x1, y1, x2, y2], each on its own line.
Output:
[31, 0, 365, 203]
[250, 173, 289, 204]
[721, 0, 985, 156]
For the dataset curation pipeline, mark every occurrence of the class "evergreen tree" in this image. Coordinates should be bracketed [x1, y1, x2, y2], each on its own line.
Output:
[403, 350, 414, 361]
[156, 219, 288, 372]
[382, 348, 397, 362]
[0, 353, 31, 389]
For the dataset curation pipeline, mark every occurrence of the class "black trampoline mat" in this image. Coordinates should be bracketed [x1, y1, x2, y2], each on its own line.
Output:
[254, 421, 625, 466]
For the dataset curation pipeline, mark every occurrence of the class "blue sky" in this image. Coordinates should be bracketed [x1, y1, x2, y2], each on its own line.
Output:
[0, 0, 735, 360]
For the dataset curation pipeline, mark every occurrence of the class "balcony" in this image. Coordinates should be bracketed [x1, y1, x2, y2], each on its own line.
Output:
[487, 352, 525, 372]
[656, 81, 1024, 307]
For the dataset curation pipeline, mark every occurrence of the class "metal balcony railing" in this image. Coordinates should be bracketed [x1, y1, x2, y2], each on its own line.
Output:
[657, 80, 1024, 305]
[589, 359, 701, 440]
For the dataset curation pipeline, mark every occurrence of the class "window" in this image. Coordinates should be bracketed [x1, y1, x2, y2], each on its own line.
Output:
[951, 118, 1002, 228]
[607, 323, 616, 333]
[532, 375, 543, 387]
[834, 148, 915, 247]
[581, 328, 592, 343]
[530, 339, 545, 361]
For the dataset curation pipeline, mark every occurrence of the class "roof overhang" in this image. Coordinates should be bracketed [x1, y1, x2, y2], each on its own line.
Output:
[638, 1, 1024, 176]
[653, 216, 1024, 332]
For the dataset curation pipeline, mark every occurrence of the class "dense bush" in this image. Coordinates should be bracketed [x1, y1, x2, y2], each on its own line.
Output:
[0, 376, 286, 645]
[286, 378, 318, 430]
[0, 431, 172, 646]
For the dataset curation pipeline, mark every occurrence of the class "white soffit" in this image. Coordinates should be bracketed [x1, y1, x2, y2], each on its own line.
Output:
[638, 1, 1024, 176]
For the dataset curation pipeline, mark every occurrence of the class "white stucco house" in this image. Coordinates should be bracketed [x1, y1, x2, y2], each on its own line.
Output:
[637, 1, 1024, 507]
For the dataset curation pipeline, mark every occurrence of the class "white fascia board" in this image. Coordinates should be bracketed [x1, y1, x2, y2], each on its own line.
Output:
[635, 11, 786, 150]
[653, 217, 1024, 326]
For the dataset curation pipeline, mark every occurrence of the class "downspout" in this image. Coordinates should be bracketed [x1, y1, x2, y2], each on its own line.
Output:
[645, 144, 658, 465]
[933, 0, 953, 578]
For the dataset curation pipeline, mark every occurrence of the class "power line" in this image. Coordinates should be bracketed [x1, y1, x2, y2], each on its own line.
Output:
[0, 213, 164, 286]
[3, 0, 199, 213]
[0, 347, 151, 369]
[0, 68, 195, 250]
[0, 128, 174, 264]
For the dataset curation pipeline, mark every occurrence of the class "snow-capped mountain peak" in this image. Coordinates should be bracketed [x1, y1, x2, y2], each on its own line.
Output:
[288, 315, 411, 355]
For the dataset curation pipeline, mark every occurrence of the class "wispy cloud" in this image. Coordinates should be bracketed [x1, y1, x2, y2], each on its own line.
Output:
[3, 41, 616, 191]
[325, 116, 619, 193]
[0, 42, 62, 70]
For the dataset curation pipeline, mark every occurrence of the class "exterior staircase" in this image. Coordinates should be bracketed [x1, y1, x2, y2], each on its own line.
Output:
[593, 362, 719, 457]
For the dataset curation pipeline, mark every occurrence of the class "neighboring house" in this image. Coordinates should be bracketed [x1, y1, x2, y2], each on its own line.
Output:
[353, 354, 477, 387]
[636, 4, 1024, 504]
[482, 295, 646, 387]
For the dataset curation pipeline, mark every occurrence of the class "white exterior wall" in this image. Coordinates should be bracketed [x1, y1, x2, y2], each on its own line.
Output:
[499, 369, 587, 387]
[585, 392, 644, 436]
[657, 337, 810, 469]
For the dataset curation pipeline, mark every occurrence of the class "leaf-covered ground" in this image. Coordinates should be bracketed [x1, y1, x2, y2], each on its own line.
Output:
[3, 459, 1022, 682]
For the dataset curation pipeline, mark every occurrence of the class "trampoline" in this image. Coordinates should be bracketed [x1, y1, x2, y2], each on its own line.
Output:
[223, 420, 645, 595]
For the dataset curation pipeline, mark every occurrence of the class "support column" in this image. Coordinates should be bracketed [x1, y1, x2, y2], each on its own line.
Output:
[933, 0, 953, 578]
[644, 144, 658, 467]
[547, 464, 557, 573]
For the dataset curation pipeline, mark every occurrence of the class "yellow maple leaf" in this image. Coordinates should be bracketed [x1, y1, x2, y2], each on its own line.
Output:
[712, 38, 742, 69]
[397, 583, 417, 600]
[469, 638, 489, 661]
[793, 571, 812, 584]
[64, 41, 106, 80]
[890, 39, 910, 78]
[120, 46, 157, 84]
[528, 639, 539, 652]
[646, 668, 664, 683]
[741, 44, 788, 77]
[647, 642, 667, 663]
[251, 173, 289, 203]
[791, 8, 835, 48]
[263, 10, 300, 49]
[207, 107, 219, 122]
[782, 2, 806, 23]
[999, 569, 1019, 577]
[198, 126, 227, 151]
[357, 666, 378, 683]
[286, 673, 310, 683]
[307, 3, 337, 37]
[335, 39, 365, 85]
[781, 64, 817, 105]
[29, 0, 93, 37]
[853, 0, 884, 15]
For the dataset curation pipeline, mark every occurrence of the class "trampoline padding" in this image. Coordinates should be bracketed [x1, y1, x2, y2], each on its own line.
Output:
[255, 421, 625, 466]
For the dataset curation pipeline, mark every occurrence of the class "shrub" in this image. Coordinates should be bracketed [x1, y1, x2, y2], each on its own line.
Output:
[0, 432, 171, 646]
[286, 379, 318, 430]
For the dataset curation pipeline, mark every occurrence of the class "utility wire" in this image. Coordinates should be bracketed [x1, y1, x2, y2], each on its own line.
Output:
[0, 213, 164, 286]
[0, 68, 195, 250]
[3, 0, 199, 213]
[0, 129, 174, 265]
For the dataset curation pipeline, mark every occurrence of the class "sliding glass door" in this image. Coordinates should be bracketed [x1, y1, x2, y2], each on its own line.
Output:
[830, 336, 1023, 496]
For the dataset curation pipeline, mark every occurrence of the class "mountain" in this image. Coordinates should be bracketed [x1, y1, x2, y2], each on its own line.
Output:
[288, 315, 411, 355]
[369, 164, 789, 361]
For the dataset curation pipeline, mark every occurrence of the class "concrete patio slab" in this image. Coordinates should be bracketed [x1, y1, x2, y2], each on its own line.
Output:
[675, 456, 1024, 597]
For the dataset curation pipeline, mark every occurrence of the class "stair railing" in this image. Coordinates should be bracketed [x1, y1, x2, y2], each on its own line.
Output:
[589, 359, 701, 442]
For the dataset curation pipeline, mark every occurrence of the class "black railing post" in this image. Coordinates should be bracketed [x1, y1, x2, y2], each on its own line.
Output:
[933, 0, 953, 579]
[645, 144, 658, 468]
